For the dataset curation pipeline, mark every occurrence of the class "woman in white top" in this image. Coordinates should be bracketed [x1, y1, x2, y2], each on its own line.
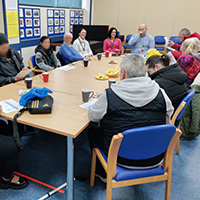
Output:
[73, 28, 93, 58]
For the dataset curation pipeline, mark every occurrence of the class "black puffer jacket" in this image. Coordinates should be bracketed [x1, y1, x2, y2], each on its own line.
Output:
[35, 45, 61, 71]
[0, 48, 24, 85]
[150, 64, 188, 110]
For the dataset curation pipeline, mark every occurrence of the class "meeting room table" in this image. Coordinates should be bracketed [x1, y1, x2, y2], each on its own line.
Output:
[0, 54, 123, 199]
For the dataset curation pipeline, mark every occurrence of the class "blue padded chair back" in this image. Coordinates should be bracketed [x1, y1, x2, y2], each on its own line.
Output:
[176, 89, 195, 120]
[154, 36, 165, 44]
[170, 36, 181, 45]
[30, 55, 36, 68]
[126, 35, 132, 43]
[118, 125, 176, 160]
[117, 31, 120, 35]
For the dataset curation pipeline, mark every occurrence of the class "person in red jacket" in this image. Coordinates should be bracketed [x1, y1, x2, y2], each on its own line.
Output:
[168, 28, 200, 60]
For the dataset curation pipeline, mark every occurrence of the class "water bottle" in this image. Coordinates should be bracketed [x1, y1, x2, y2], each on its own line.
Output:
[141, 46, 145, 56]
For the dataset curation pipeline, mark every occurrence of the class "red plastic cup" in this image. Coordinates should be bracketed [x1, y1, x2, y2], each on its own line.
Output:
[105, 51, 110, 57]
[40, 72, 49, 83]
[115, 49, 120, 53]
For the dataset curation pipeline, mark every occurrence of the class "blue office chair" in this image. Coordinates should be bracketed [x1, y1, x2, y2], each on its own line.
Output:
[90, 125, 182, 200]
[28, 55, 45, 76]
[154, 35, 166, 51]
[117, 31, 120, 36]
[171, 89, 195, 154]
[170, 36, 181, 45]
[123, 34, 132, 52]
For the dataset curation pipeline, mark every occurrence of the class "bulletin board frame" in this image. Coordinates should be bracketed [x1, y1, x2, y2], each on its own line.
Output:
[69, 10, 84, 33]
[19, 7, 41, 41]
[47, 9, 65, 37]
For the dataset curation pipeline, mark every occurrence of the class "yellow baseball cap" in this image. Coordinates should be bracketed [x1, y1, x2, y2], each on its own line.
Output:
[146, 48, 162, 59]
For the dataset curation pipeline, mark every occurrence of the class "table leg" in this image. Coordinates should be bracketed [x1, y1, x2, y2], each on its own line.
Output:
[67, 137, 74, 200]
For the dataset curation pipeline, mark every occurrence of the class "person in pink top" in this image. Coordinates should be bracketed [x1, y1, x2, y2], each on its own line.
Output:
[103, 27, 122, 52]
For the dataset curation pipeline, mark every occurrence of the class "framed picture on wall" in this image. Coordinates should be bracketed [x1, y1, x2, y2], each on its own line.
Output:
[48, 10, 53, 17]
[60, 19, 64, 25]
[48, 27, 53, 34]
[80, 11, 83, 17]
[54, 10, 59, 17]
[70, 18, 74, 25]
[60, 26, 64, 33]
[60, 10, 65, 17]
[75, 18, 78, 25]
[79, 19, 83, 25]
[55, 27, 59, 34]
[25, 9, 32, 17]
[48, 18, 53, 26]
[33, 10, 39, 17]
[34, 19, 40, 26]
[54, 18, 59, 26]
[20, 29, 24, 38]
[70, 11, 74, 17]
[19, 8, 23, 17]
[34, 28, 40, 36]
[26, 28, 33, 37]
[25, 19, 32, 27]
[75, 11, 79, 17]
[20, 19, 24, 27]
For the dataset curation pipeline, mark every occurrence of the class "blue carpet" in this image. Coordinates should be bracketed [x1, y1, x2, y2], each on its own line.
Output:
[0, 125, 200, 200]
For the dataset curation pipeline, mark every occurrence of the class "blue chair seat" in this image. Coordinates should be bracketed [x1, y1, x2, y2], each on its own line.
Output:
[155, 47, 165, 51]
[123, 45, 132, 49]
[96, 146, 165, 182]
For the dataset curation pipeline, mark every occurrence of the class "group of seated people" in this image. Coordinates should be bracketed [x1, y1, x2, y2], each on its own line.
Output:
[1, 24, 200, 189]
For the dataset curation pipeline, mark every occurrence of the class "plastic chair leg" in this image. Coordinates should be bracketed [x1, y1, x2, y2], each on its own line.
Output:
[90, 149, 97, 187]
[176, 138, 180, 155]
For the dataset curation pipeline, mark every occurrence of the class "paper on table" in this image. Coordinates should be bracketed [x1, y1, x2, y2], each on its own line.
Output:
[58, 65, 75, 71]
[79, 99, 98, 109]
[0, 99, 23, 114]
[15, 69, 33, 79]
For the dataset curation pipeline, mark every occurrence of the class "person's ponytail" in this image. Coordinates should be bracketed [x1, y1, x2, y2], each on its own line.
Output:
[160, 55, 170, 66]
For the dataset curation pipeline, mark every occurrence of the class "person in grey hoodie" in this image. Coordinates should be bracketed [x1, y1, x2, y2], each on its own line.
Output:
[88, 54, 174, 183]
[35, 36, 61, 71]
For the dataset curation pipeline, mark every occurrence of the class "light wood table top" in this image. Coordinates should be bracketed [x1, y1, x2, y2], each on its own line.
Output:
[17, 56, 122, 95]
[0, 55, 123, 138]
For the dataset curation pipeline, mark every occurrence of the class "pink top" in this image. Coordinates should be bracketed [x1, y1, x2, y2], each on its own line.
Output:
[103, 38, 122, 52]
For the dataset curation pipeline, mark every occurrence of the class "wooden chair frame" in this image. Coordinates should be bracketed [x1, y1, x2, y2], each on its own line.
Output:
[90, 129, 182, 200]
[28, 60, 45, 77]
[171, 101, 186, 154]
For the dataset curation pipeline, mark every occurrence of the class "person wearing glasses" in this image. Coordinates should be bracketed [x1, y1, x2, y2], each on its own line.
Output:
[146, 54, 188, 110]
[73, 28, 93, 58]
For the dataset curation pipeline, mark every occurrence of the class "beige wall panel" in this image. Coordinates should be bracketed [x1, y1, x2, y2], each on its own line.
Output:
[118, 0, 146, 35]
[145, 0, 176, 38]
[172, 0, 200, 36]
[92, 0, 118, 28]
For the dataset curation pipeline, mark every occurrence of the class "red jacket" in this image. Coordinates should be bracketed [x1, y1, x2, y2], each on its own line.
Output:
[172, 32, 200, 59]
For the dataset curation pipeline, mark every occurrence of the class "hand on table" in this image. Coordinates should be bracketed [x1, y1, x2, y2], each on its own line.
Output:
[85, 56, 92, 61]
[168, 40, 174, 47]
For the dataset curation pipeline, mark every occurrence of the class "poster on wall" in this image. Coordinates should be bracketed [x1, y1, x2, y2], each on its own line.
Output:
[19, 7, 41, 40]
[47, 9, 65, 37]
[69, 10, 84, 33]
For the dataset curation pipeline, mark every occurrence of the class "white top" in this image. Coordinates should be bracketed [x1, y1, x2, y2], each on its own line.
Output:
[73, 37, 93, 57]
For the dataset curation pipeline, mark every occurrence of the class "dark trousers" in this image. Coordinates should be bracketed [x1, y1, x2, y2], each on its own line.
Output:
[0, 134, 19, 179]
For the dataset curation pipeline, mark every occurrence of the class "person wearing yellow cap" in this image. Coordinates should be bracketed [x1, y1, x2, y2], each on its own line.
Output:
[146, 48, 162, 59]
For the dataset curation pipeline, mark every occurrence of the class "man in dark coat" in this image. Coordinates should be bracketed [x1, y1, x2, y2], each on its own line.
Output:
[0, 33, 29, 85]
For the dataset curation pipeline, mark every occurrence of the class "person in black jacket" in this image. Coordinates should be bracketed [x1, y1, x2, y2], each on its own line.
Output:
[35, 36, 61, 71]
[146, 54, 188, 110]
[0, 33, 29, 85]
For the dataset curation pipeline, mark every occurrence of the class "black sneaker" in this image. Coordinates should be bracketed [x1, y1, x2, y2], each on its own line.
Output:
[95, 171, 107, 183]
[0, 175, 29, 190]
